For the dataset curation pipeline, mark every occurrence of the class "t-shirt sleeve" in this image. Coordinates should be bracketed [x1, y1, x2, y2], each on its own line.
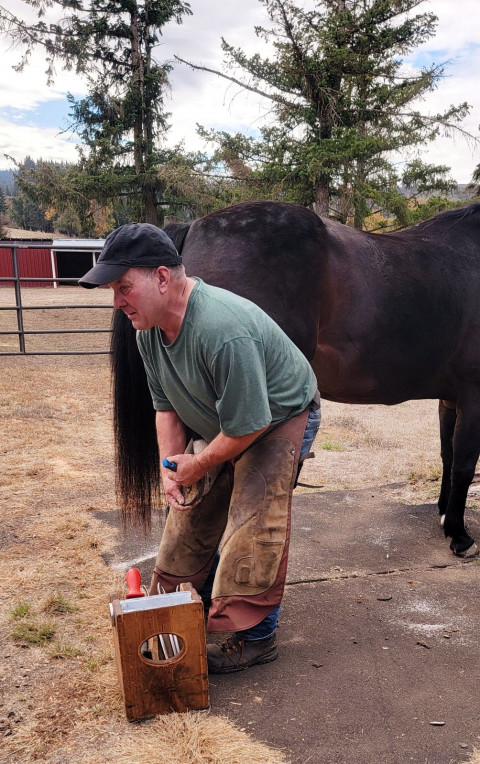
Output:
[136, 333, 174, 412]
[212, 337, 272, 436]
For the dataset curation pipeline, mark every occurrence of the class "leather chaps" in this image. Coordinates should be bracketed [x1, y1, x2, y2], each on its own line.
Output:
[149, 408, 308, 633]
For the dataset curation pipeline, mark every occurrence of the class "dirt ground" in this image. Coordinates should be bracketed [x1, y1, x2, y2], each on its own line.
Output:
[1, 287, 479, 763]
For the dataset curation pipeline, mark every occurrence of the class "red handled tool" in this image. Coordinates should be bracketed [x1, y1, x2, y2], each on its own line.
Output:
[125, 567, 145, 599]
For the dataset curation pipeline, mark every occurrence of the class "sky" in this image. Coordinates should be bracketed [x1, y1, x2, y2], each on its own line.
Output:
[0, 0, 479, 183]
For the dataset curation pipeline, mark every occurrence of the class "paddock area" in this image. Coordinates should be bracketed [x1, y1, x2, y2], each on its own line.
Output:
[0, 285, 112, 355]
[1, 288, 479, 763]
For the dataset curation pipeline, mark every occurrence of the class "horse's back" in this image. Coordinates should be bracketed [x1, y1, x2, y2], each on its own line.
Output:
[177, 201, 326, 360]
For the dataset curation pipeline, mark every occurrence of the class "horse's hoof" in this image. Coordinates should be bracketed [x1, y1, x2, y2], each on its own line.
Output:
[452, 542, 479, 558]
[440, 514, 446, 527]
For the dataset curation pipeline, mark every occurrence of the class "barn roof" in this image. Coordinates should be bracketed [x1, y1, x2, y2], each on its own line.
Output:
[52, 238, 105, 251]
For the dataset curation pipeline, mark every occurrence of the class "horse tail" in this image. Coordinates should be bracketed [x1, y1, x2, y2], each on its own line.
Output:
[110, 221, 193, 527]
[110, 310, 159, 526]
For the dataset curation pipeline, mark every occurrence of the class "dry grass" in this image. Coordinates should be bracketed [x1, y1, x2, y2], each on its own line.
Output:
[1, 287, 477, 763]
[47, 713, 289, 764]
[300, 398, 480, 514]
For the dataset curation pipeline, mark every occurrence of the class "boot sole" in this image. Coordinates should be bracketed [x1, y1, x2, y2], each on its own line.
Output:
[208, 647, 278, 674]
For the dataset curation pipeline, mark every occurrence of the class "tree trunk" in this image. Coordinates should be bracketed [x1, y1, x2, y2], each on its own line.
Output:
[314, 180, 330, 217]
[130, 6, 145, 177]
[143, 188, 159, 225]
[131, 1, 158, 225]
[353, 161, 366, 229]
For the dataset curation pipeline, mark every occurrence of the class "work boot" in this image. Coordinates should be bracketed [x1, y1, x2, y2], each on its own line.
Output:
[207, 633, 278, 673]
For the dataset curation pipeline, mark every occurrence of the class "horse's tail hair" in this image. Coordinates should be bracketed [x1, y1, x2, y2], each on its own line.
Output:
[111, 309, 161, 527]
[110, 222, 193, 527]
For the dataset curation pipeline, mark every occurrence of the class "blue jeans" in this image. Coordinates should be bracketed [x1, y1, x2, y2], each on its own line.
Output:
[202, 395, 321, 642]
[300, 396, 321, 459]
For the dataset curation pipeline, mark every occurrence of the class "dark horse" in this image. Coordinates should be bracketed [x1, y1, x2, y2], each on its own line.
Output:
[111, 201, 480, 557]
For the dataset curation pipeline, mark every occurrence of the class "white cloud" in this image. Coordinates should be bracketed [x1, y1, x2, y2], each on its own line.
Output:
[159, 0, 273, 152]
[0, 118, 80, 164]
[423, 0, 480, 52]
[0, 71, 77, 112]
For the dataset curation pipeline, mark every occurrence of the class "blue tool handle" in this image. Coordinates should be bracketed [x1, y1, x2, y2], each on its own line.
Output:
[162, 458, 177, 472]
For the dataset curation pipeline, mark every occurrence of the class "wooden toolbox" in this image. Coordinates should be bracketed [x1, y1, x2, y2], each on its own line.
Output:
[109, 583, 209, 721]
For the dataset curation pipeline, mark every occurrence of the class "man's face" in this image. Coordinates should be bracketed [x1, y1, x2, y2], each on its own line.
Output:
[109, 268, 161, 330]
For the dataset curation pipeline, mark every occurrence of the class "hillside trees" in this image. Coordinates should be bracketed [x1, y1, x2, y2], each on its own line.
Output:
[0, 0, 214, 227]
[0, 186, 6, 215]
[180, 0, 470, 227]
[0, 186, 8, 239]
[12, 150, 225, 236]
[8, 157, 54, 232]
[10, 193, 54, 232]
[12, 158, 111, 236]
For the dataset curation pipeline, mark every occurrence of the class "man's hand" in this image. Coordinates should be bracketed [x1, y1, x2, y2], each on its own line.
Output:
[165, 453, 206, 488]
[162, 424, 270, 511]
[156, 410, 201, 511]
[162, 472, 188, 511]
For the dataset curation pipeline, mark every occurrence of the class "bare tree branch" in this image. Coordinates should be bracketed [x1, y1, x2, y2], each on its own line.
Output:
[174, 55, 296, 110]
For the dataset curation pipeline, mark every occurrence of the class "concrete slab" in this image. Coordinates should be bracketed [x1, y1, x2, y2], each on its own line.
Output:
[211, 566, 479, 764]
[287, 485, 461, 581]
[98, 487, 480, 764]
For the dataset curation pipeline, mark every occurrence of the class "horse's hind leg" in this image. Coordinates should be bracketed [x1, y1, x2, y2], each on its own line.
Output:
[438, 399, 456, 523]
[442, 393, 480, 557]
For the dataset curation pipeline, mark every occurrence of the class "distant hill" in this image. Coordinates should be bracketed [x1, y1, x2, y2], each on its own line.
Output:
[395, 183, 475, 202]
[454, 184, 475, 200]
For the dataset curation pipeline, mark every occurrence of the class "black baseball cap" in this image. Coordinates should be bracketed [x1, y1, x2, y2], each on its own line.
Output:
[78, 223, 182, 288]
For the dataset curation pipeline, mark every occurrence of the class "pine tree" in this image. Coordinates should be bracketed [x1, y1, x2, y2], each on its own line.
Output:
[0, 0, 192, 225]
[180, 0, 471, 226]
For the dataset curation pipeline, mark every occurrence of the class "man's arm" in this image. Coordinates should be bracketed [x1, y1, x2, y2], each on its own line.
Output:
[156, 410, 188, 510]
[166, 424, 269, 494]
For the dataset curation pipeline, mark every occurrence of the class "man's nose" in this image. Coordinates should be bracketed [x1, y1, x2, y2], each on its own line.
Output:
[113, 291, 127, 310]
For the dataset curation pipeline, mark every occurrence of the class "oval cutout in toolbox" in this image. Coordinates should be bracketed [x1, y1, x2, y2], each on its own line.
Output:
[140, 633, 185, 663]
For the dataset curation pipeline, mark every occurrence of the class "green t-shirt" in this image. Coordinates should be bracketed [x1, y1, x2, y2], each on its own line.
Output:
[136, 278, 317, 442]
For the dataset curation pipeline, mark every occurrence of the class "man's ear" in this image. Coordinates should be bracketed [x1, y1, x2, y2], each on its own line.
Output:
[155, 266, 170, 293]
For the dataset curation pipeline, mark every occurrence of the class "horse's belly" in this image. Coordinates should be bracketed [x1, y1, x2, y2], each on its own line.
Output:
[310, 344, 449, 405]
[310, 344, 384, 403]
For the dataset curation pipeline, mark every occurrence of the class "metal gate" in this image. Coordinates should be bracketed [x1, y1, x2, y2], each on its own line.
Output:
[0, 241, 112, 356]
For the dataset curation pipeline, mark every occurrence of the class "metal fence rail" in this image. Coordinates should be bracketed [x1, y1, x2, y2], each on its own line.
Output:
[0, 243, 112, 356]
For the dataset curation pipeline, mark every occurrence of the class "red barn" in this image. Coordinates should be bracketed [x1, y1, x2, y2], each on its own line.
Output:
[0, 238, 105, 287]
[0, 240, 53, 287]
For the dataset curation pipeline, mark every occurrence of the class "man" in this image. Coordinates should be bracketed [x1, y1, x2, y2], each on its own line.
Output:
[80, 222, 320, 673]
